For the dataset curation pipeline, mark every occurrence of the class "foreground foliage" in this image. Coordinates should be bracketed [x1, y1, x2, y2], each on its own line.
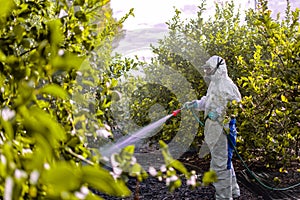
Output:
[0, 0, 134, 199]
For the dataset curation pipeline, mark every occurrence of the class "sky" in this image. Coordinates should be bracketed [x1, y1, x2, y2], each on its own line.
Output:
[110, 0, 252, 58]
[110, 0, 299, 30]
[110, 0, 208, 30]
[110, 0, 300, 60]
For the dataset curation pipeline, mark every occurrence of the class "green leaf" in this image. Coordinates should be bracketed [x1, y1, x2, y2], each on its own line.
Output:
[130, 163, 142, 175]
[13, 24, 25, 43]
[172, 179, 182, 190]
[22, 106, 66, 147]
[101, 98, 112, 109]
[34, 134, 54, 164]
[0, 49, 6, 61]
[159, 140, 168, 149]
[85, 193, 104, 200]
[52, 53, 85, 71]
[275, 109, 284, 117]
[159, 140, 176, 166]
[39, 84, 69, 99]
[111, 78, 118, 87]
[41, 162, 82, 196]
[202, 170, 217, 186]
[281, 94, 288, 103]
[48, 19, 64, 46]
[0, 118, 13, 141]
[170, 160, 188, 175]
[22, 143, 48, 171]
[100, 0, 110, 6]
[82, 165, 131, 197]
[123, 145, 135, 155]
[0, 0, 15, 20]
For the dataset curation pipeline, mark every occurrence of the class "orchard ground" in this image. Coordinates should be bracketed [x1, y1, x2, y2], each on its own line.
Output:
[94, 150, 300, 200]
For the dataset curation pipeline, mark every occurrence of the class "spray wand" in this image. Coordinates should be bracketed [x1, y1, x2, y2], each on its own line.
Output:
[172, 109, 182, 117]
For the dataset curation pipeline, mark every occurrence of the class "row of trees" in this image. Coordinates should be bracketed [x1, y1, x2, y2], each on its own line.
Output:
[151, 0, 300, 167]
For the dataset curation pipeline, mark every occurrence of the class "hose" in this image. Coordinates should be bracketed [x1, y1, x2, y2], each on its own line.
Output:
[190, 109, 300, 191]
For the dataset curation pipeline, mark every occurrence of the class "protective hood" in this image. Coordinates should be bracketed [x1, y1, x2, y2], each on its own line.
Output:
[201, 55, 228, 83]
[204, 55, 242, 109]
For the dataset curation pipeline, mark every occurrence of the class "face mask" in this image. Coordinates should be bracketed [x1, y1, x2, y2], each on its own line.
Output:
[204, 75, 211, 85]
[204, 68, 213, 75]
[204, 57, 224, 76]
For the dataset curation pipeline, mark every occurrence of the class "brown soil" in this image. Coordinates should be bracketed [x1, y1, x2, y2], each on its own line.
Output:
[94, 152, 300, 200]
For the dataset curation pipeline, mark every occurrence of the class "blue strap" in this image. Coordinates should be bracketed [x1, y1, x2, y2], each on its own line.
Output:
[227, 118, 237, 169]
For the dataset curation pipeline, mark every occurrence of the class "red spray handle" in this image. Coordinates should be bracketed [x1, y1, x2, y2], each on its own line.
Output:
[172, 109, 181, 117]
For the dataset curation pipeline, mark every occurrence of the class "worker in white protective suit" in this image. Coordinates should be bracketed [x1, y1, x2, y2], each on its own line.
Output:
[184, 55, 241, 199]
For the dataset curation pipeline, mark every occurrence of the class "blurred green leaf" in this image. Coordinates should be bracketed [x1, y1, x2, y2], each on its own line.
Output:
[0, 118, 14, 141]
[22, 106, 66, 148]
[85, 193, 104, 200]
[41, 162, 82, 196]
[122, 145, 135, 155]
[159, 141, 189, 175]
[52, 53, 85, 71]
[0, 0, 129, 198]
[130, 163, 142, 175]
[0, 49, 6, 61]
[82, 165, 131, 197]
[39, 84, 69, 100]
[34, 134, 55, 163]
[170, 160, 188, 176]
[202, 170, 217, 186]
[159, 140, 168, 149]
[100, 0, 110, 6]
[48, 19, 64, 47]
[0, 0, 15, 20]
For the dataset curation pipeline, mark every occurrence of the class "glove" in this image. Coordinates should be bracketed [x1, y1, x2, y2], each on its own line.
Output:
[183, 101, 197, 109]
[198, 96, 207, 111]
[207, 111, 219, 121]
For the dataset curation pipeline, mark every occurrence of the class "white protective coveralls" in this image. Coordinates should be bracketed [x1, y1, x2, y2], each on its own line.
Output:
[194, 55, 241, 199]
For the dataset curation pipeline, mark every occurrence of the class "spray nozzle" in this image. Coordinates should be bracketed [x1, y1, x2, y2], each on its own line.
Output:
[172, 109, 181, 117]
